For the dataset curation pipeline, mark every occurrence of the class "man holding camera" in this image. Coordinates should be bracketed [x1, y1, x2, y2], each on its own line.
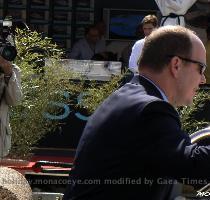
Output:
[0, 56, 22, 158]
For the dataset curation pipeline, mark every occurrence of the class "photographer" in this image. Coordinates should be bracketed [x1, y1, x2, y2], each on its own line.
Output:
[0, 56, 22, 158]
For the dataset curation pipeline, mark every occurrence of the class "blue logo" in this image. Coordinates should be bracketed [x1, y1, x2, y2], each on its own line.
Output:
[43, 91, 90, 121]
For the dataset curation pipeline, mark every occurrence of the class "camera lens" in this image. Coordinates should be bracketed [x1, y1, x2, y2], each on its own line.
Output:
[1, 45, 17, 61]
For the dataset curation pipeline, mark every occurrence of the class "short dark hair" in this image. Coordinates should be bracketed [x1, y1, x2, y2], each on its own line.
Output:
[138, 25, 195, 72]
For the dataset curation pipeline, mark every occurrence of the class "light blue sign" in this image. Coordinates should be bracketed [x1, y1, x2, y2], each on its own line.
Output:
[43, 91, 89, 121]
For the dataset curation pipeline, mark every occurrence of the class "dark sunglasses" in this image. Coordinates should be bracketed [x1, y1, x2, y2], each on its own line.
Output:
[167, 55, 207, 75]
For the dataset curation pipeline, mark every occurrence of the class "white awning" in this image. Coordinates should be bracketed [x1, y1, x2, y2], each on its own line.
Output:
[155, 0, 197, 26]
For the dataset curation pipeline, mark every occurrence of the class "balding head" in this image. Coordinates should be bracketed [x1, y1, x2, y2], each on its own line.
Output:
[138, 25, 197, 72]
[138, 25, 206, 106]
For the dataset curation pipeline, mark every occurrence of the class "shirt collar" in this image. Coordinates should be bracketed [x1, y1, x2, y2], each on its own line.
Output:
[140, 75, 168, 102]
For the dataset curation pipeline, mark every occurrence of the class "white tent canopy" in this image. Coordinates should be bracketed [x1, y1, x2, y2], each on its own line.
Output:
[155, 0, 197, 26]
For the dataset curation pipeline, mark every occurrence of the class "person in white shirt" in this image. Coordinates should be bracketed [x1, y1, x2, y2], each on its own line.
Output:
[129, 15, 158, 73]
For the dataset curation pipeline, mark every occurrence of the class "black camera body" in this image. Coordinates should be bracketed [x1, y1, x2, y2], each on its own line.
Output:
[0, 16, 17, 61]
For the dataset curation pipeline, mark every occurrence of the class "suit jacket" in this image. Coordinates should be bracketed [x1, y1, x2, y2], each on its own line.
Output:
[63, 75, 210, 200]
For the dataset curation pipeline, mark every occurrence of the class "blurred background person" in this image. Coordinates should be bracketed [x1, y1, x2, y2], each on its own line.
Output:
[128, 14, 158, 73]
[69, 25, 106, 60]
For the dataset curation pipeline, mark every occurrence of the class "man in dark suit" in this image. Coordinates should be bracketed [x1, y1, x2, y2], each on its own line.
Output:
[63, 25, 208, 200]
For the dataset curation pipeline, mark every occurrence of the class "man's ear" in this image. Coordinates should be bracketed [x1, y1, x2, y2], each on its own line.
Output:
[169, 56, 181, 78]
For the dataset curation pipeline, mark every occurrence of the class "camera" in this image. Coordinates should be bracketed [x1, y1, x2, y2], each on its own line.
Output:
[0, 16, 17, 61]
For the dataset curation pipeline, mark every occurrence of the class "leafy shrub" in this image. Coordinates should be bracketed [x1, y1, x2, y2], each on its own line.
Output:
[9, 29, 84, 158]
[9, 29, 210, 158]
[178, 90, 210, 134]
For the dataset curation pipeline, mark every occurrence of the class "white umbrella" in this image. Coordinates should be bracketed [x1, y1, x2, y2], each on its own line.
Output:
[155, 0, 197, 26]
